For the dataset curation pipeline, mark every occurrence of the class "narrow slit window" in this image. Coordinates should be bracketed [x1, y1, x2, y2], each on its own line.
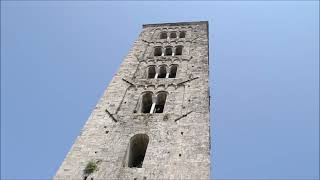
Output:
[160, 32, 167, 39]
[147, 66, 156, 79]
[175, 46, 183, 56]
[155, 92, 167, 113]
[127, 134, 149, 168]
[169, 65, 178, 78]
[158, 65, 167, 79]
[154, 47, 162, 56]
[170, 32, 177, 38]
[179, 31, 186, 38]
[141, 92, 153, 113]
[165, 47, 173, 56]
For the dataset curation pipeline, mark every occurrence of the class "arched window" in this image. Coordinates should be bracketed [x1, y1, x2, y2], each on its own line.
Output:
[169, 65, 178, 78]
[154, 47, 162, 56]
[170, 32, 177, 38]
[160, 32, 167, 39]
[165, 47, 173, 56]
[158, 65, 167, 78]
[147, 66, 156, 79]
[179, 31, 186, 38]
[155, 92, 167, 113]
[175, 45, 183, 56]
[141, 92, 153, 113]
[127, 134, 149, 168]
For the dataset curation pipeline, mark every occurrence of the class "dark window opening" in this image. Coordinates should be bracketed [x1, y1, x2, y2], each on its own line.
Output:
[169, 65, 178, 78]
[175, 46, 183, 56]
[147, 66, 156, 79]
[128, 134, 149, 168]
[165, 47, 173, 56]
[154, 47, 162, 56]
[141, 93, 153, 113]
[170, 32, 177, 38]
[158, 65, 167, 79]
[160, 32, 167, 39]
[155, 92, 167, 113]
[179, 31, 186, 38]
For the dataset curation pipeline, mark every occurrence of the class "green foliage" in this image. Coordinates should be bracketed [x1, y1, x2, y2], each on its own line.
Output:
[84, 161, 97, 174]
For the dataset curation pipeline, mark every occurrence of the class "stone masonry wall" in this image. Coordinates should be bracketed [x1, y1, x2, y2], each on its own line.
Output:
[54, 21, 210, 180]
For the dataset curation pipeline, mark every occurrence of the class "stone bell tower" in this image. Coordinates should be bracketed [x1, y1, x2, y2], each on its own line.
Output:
[55, 21, 210, 180]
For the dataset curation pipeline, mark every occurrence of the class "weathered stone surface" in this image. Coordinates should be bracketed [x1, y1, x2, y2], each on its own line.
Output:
[55, 21, 210, 180]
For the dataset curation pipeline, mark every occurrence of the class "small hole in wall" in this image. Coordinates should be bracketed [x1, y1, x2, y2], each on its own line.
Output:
[84, 176, 87, 180]
[134, 178, 137, 180]
[91, 178, 94, 180]
[188, 99, 191, 102]
[94, 151, 97, 154]
[188, 85, 190, 87]
[105, 131, 109, 134]
[181, 132, 184, 135]
[143, 177, 147, 180]
[104, 126, 107, 129]
[124, 101, 127, 104]
[179, 153, 182, 157]
[133, 110, 137, 113]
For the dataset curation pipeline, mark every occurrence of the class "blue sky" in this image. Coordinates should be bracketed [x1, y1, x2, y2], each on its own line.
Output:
[1, 1, 319, 179]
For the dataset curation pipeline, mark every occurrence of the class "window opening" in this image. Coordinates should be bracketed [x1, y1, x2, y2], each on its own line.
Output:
[154, 92, 167, 113]
[158, 65, 167, 79]
[170, 32, 177, 38]
[179, 31, 186, 38]
[165, 47, 173, 56]
[127, 134, 149, 168]
[169, 65, 178, 78]
[141, 92, 153, 113]
[154, 47, 162, 56]
[147, 66, 156, 79]
[175, 46, 183, 56]
[160, 32, 167, 39]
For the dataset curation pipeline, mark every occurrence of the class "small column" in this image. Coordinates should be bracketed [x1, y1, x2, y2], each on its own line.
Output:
[165, 66, 170, 78]
[155, 66, 159, 79]
[149, 103, 156, 114]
